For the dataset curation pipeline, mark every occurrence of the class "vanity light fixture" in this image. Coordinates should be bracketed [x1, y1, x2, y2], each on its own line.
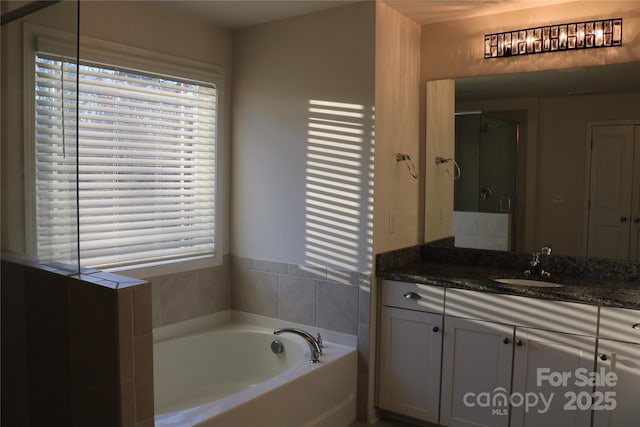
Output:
[484, 18, 622, 58]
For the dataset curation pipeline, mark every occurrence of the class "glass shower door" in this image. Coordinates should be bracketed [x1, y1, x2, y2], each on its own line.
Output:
[454, 113, 518, 250]
[1, 1, 80, 271]
[478, 114, 518, 217]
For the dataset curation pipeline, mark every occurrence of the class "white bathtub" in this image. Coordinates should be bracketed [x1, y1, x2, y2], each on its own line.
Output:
[153, 314, 357, 427]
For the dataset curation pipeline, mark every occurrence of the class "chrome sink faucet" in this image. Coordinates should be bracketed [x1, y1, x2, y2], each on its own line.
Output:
[525, 246, 552, 278]
[274, 328, 322, 363]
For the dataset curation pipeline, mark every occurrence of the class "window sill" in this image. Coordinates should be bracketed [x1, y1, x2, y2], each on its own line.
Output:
[104, 255, 222, 280]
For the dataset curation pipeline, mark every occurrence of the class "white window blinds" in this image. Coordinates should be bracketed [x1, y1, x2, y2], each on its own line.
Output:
[34, 54, 217, 269]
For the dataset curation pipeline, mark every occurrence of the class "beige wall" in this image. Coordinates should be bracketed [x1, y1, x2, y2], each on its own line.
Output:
[370, 1, 422, 421]
[422, 1, 640, 81]
[373, 1, 422, 254]
[231, 2, 376, 272]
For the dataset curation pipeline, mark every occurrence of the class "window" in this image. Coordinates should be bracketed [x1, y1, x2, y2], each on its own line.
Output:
[33, 52, 219, 269]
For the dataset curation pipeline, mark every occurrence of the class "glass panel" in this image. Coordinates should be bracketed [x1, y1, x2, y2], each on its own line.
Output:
[1, 1, 79, 272]
[454, 113, 518, 250]
[477, 115, 517, 217]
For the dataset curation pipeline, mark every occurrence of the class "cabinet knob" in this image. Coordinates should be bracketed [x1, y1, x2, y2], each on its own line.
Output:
[403, 292, 421, 300]
[432, 326, 440, 333]
[503, 338, 511, 345]
[621, 216, 628, 222]
[633, 323, 640, 331]
[516, 339, 525, 347]
[600, 354, 609, 361]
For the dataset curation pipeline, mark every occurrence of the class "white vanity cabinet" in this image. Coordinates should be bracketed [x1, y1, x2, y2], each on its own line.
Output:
[593, 307, 640, 427]
[377, 279, 638, 427]
[441, 289, 598, 427]
[440, 316, 514, 427]
[378, 280, 444, 423]
[510, 328, 595, 427]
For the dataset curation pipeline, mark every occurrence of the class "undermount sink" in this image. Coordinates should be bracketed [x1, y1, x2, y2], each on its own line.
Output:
[493, 278, 565, 288]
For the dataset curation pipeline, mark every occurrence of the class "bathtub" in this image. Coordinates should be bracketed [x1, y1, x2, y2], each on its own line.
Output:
[153, 314, 357, 427]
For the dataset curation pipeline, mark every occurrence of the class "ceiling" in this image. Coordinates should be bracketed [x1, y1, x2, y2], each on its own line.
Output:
[166, 0, 575, 30]
[163, 0, 637, 100]
[159, 0, 358, 30]
[382, 0, 575, 26]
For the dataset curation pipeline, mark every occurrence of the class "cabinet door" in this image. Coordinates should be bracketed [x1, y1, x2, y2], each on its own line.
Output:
[378, 306, 443, 422]
[593, 339, 640, 427]
[440, 317, 514, 427]
[511, 328, 595, 427]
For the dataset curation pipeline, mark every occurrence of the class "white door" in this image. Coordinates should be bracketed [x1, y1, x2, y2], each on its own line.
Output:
[593, 339, 640, 427]
[440, 317, 513, 427]
[378, 306, 443, 423]
[587, 125, 635, 260]
[511, 328, 595, 427]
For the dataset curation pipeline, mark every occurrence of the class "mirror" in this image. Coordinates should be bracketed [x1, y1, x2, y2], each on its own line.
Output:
[452, 62, 640, 260]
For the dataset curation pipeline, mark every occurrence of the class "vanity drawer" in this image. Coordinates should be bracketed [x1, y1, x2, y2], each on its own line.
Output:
[381, 280, 444, 314]
[445, 288, 598, 336]
[599, 306, 640, 344]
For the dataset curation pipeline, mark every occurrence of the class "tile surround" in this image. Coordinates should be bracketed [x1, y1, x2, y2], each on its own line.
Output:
[1, 255, 153, 427]
[277, 275, 317, 325]
[150, 257, 231, 328]
[0, 260, 30, 427]
[454, 211, 511, 251]
[317, 280, 359, 335]
[153, 255, 370, 337]
[231, 255, 371, 336]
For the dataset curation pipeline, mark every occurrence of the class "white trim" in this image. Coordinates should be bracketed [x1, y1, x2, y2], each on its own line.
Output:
[583, 119, 640, 257]
[78, 34, 223, 87]
[25, 23, 223, 85]
[105, 254, 222, 280]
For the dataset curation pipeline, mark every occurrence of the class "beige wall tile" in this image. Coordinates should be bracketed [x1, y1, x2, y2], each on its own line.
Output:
[117, 288, 134, 383]
[134, 333, 155, 422]
[120, 380, 136, 427]
[133, 283, 152, 335]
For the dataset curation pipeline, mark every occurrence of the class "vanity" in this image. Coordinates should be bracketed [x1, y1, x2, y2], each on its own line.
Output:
[376, 244, 640, 427]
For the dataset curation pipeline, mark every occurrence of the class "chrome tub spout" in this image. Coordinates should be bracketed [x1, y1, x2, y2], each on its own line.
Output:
[273, 328, 322, 363]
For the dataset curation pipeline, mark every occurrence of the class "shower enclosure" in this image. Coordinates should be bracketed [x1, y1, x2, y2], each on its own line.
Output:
[2, 0, 80, 271]
[454, 112, 518, 250]
[2, 3, 80, 426]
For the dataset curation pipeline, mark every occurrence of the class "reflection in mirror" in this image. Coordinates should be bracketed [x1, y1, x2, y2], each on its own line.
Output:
[453, 64, 640, 260]
[454, 112, 518, 252]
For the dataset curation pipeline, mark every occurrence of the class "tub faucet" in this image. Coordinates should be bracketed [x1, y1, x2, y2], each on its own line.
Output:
[525, 246, 552, 278]
[274, 328, 322, 363]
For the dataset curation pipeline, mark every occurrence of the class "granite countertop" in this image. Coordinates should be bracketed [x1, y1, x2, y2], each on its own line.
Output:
[377, 244, 640, 310]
